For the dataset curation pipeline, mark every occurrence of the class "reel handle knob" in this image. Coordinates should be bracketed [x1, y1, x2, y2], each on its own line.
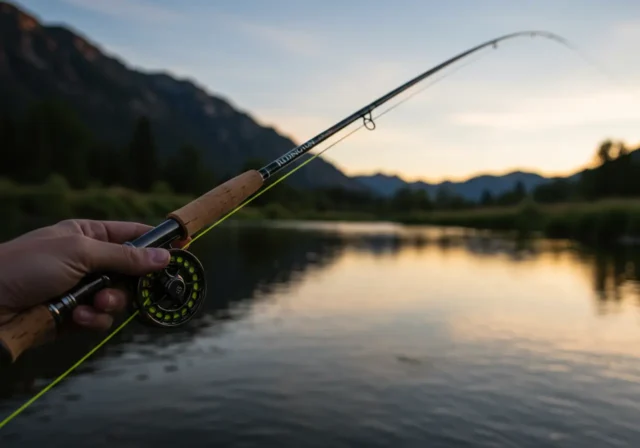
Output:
[134, 249, 207, 328]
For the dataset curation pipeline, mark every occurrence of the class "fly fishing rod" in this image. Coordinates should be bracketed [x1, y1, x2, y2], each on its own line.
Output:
[0, 30, 571, 365]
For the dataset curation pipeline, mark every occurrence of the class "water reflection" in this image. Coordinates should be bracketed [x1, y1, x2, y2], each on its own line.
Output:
[3, 221, 640, 447]
[0, 224, 347, 396]
[3, 223, 640, 394]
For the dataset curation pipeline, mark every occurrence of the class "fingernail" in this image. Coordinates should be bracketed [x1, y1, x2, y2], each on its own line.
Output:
[146, 248, 170, 265]
[104, 293, 116, 312]
[76, 308, 94, 324]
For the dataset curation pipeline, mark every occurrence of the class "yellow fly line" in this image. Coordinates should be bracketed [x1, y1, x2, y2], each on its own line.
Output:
[0, 123, 363, 430]
[0, 57, 476, 429]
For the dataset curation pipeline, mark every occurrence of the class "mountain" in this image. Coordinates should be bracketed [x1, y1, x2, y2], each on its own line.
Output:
[1, 1, 618, 203]
[353, 173, 410, 197]
[355, 171, 555, 201]
[0, 1, 367, 191]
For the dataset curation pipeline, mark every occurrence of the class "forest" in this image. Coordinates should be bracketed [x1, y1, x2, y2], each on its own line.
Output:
[1, 99, 639, 244]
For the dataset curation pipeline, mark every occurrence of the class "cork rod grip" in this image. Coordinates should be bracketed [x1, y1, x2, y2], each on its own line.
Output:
[0, 170, 264, 363]
[0, 305, 57, 363]
[167, 169, 264, 237]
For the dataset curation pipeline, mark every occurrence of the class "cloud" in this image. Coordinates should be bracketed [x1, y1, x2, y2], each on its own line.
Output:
[228, 18, 324, 57]
[60, 0, 183, 23]
[449, 88, 640, 131]
[610, 18, 640, 44]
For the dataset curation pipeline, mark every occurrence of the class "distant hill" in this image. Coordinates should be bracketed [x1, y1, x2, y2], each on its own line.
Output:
[2, 1, 618, 203]
[355, 171, 556, 201]
[0, 1, 367, 191]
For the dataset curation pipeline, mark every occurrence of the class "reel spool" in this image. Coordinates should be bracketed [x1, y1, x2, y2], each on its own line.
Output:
[133, 249, 206, 327]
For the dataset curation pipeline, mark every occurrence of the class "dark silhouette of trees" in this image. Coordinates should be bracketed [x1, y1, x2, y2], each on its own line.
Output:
[527, 139, 640, 203]
[163, 144, 215, 196]
[125, 117, 158, 191]
[87, 142, 126, 187]
[2, 101, 640, 220]
[0, 114, 18, 179]
[493, 180, 528, 206]
[391, 187, 433, 212]
[596, 140, 615, 164]
[575, 139, 640, 200]
[0, 103, 213, 198]
[4, 100, 91, 187]
[480, 189, 494, 207]
[533, 179, 573, 203]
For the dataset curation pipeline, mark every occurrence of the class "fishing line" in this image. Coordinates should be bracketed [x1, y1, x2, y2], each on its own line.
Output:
[0, 30, 597, 429]
[0, 52, 479, 430]
[186, 48, 492, 248]
[560, 38, 635, 93]
[0, 313, 139, 429]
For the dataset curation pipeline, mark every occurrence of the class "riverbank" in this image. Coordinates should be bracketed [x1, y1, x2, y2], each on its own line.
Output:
[399, 199, 640, 245]
[0, 177, 186, 234]
[0, 177, 379, 239]
[3, 177, 640, 246]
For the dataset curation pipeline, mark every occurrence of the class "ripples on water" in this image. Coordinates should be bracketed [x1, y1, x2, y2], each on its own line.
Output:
[2, 221, 640, 447]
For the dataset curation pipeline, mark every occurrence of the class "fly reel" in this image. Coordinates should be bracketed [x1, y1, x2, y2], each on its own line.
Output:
[132, 248, 206, 327]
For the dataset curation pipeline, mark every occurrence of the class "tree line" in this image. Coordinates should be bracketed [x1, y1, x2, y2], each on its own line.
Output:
[529, 140, 640, 203]
[387, 139, 640, 212]
[0, 100, 214, 196]
[1, 99, 638, 217]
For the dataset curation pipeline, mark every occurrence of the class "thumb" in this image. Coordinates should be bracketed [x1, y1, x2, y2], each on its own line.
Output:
[82, 239, 171, 276]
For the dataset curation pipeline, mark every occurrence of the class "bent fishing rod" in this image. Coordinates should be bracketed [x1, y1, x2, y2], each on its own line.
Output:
[0, 30, 570, 365]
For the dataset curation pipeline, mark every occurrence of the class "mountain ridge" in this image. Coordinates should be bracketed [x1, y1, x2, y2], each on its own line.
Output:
[351, 164, 583, 185]
[0, 0, 368, 191]
[354, 170, 578, 201]
[0, 1, 601, 201]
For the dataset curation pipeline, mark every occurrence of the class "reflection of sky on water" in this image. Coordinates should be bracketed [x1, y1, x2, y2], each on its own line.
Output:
[3, 222, 640, 447]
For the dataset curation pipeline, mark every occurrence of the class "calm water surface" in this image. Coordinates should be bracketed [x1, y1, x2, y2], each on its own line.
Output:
[2, 221, 640, 447]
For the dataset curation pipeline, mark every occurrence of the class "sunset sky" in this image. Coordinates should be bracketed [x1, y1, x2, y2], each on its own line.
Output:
[14, 0, 640, 182]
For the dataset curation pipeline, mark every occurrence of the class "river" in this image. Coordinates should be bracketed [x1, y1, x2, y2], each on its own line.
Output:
[1, 221, 640, 447]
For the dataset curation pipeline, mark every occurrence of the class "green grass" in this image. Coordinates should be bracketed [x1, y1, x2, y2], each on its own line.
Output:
[4, 176, 640, 246]
[0, 176, 192, 237]
[0, 176, 374, 239]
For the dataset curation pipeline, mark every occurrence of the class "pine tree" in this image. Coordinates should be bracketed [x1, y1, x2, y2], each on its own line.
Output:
[0, 115, 18, 179]
[126, 116, 158, 191]
[164, 144, 214, 196]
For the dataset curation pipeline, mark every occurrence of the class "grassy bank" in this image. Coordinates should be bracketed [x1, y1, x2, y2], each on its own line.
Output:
[399, 199, 640, 245]
[4, 177, 640, 246]
[0, 176, 378, 239]
[0, 176, 193, 237]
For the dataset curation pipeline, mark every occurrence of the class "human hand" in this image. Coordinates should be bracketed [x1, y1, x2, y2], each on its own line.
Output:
[0, 219, 177, 331]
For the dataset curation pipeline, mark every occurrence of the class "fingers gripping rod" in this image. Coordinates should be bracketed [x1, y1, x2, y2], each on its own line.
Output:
[0, 170, 264, 363]
[0, 30, 570, 364]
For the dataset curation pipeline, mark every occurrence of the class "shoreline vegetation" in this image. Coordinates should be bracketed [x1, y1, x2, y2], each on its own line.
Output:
[400, 199, 640, 246]
[3, 175, 640, 247]
[2, 101, 640, 246]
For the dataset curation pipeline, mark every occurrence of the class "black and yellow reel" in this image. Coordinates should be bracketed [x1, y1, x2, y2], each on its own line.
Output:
[132, 249, 206, 327]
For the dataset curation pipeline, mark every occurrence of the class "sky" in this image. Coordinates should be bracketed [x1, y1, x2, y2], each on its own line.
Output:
[12, 0, 640, 182]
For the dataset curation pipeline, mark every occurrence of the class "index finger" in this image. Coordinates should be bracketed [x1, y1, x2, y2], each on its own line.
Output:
[77, 220, 154, 244]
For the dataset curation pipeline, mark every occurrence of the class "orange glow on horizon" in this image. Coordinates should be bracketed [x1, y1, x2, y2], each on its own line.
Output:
[258, 233, 640, 370]
[338, 137, 640, 184]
